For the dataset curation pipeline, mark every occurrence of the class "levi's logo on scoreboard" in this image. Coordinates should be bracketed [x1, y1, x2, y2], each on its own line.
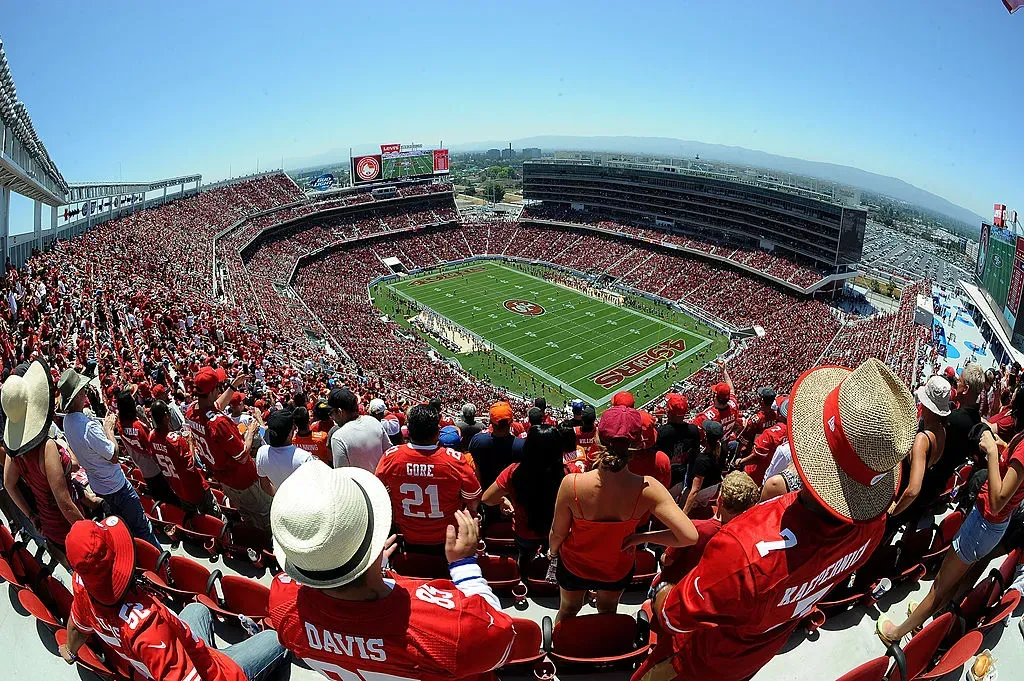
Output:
[380, 143, 401, 154]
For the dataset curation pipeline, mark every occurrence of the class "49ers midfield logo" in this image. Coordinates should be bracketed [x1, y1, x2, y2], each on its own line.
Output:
[504, 299, 545, 316]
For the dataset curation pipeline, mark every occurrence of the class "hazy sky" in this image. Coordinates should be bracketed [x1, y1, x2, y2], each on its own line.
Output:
[3, 0, 1021, 230]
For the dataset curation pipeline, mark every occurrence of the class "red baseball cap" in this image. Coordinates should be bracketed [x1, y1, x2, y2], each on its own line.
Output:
[230, 392, 245, 406]
[66, 517, 135, 607]
[638, 410, 658, 450]
[666, 392, 688, 417]
[714, 383, 731, 400]
[193, 367, 220, 395]
[943, 366, 956, 379]
[611, 391, 635, 408]
[151, 384, 167, 400]
[215, 367, 228, 384]
[598, 405, 643, 444]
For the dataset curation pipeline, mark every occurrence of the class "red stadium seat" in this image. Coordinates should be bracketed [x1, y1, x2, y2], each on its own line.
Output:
[196, 574, 272, 629]
[886, 612, 953, 681]
[989, 546, 1021, 591]
[390, 551, 448, 580]
[18, 575, 73, 630]
[150, 502, 187, 539]
[500, 617, 547, 671]
[975, 589, 1021, 633]
[0, 522, 17, 557]
[631, 549, 658, 587]
[478, 554, 521, 591]
[0, 544, 47, 591]
[816, 542, 899, 618]
[174, 514, 225, 557]
[146, 554, 218, 602]
[921, 511, 965, 572]
[892, 525, 933, 584]
[833, 656, 889, 681]
[222, 523, 275, 570]
[543, 612, 650, 670]
[213, 489, 243, 523]
[915, 630, 984, 680]
[55, 629, 131, 681]
[482, 521, 516, 552]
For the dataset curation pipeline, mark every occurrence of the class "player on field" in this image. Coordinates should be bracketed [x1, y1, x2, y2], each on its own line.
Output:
[269, 462, 515, 681]
[635, 359, 916, 681]
[375, 405, 482, 554]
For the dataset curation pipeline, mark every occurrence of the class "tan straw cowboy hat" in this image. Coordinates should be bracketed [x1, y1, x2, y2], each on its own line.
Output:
[1, 359, 56, 456]
[789, 358, 916, 522]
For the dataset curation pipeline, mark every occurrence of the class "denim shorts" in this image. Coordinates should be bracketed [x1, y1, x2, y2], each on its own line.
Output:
[952, 506, 1010, 564]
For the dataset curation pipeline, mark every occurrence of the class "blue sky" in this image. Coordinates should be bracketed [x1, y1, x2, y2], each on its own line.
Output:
[3, 0, 1022, 232]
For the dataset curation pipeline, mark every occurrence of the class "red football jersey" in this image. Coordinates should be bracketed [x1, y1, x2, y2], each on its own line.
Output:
[652, 492, 884, 681]
[150, 428, 209, 504]
[692, 398, 742, 441]
[746, 423, 788, 486]
[184, 403, 258, 490]
[118, 419, 160, 478]
[739, 408, 779, 446]
[575, 426, 599, 460]
[268, 572, 515, 681]
[375, 443, 482, 544]
[70, 577, 244, 681]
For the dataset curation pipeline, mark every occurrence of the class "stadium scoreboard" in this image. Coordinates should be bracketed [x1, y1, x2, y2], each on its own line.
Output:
[351, 143, 449, 185]
[976, 215, 1024, 336]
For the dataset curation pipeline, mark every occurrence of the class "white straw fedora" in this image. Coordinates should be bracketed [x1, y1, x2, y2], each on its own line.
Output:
[916, 375, 952, 417]
[271, 460, 392, 589]
[1, 359, 55, 456]
[789, 358, 916, 522]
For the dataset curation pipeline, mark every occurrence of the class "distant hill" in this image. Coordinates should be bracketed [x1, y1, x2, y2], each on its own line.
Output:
[450, 135, 984, 228]
[285, 135, 984, 228]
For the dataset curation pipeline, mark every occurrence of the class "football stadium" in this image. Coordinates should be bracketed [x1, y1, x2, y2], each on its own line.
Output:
[1, 7, 1023, 681]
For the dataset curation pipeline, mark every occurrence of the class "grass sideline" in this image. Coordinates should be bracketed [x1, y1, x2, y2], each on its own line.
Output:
[372, 260, 728, 408]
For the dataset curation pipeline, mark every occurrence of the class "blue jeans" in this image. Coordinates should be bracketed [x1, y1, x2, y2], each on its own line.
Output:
[100, 480, 161, 551]
[178, 603, 289, 681]
[953, 505, 1010, 564]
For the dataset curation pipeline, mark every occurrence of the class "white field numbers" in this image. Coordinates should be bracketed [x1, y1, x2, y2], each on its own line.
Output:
[399, 483, 443, 519]
[303, 660, 419, 681]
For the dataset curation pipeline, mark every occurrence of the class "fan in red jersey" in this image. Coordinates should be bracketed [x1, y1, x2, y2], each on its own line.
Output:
[738, 396, 788, 486]
[375, 404, 482, 554]
[60, 517, 288, 681]
[634, 358, 916, 681]
[149, 400, 221, 517]
[268, 460, 515, 681]
[692, 361, 743, 459]
[114, 391, 174, 504]
[735, 386, 779, 457]
[185, 366, 272, 530]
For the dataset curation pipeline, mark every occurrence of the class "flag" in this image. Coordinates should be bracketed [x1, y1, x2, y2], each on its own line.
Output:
[1006, 0, 1023, 13]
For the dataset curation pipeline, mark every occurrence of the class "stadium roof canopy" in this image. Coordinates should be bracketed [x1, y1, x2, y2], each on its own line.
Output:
[66, 175, 202, 202]
[0, 38, 69, 205]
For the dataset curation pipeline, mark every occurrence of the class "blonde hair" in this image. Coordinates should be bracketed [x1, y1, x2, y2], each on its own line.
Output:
[961, 363, 985, 396]
[719, 471, 760, 515]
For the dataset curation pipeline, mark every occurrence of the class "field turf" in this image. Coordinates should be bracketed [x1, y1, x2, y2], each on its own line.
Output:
[382, 153, 435, 179]
[383, 261, 717, 405]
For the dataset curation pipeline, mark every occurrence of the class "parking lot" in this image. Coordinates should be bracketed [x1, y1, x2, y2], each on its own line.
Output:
[861, 221, 973, 288]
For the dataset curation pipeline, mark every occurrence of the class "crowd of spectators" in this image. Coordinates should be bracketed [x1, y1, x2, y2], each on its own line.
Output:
[2, 172, 1016, 681]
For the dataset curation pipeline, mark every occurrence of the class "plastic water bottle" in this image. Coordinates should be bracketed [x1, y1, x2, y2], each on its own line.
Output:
[870, 578, 892, 600]
[238, 615, 261, 637]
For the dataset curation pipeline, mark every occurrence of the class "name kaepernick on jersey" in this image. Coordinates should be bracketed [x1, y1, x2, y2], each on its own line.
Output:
[777, 538, 871, 618]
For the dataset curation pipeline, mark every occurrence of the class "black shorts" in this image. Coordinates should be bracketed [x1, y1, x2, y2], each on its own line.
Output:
[557, 555, 634, 592]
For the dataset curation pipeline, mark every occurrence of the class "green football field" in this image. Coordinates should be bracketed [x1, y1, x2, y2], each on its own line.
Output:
[383, 152, 434, 179]
[383, 261, 717, 405]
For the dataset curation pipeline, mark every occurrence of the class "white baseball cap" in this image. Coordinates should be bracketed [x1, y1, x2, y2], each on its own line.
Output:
[271, 460, 392, 589]
[368, 398, 387, 416]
